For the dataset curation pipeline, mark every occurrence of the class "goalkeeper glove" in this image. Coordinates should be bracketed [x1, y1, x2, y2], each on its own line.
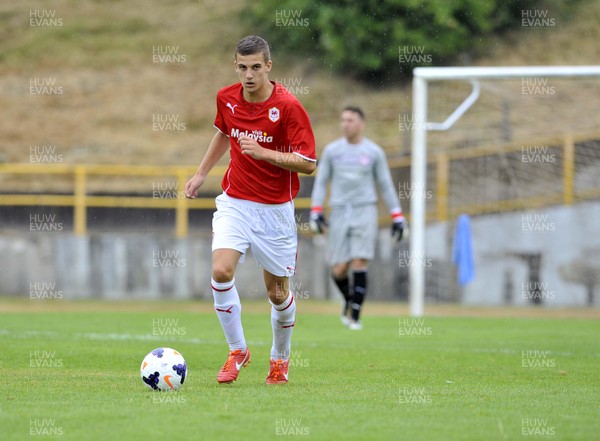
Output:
[309, 207, 328, 234]
[391, 212, 407, 242]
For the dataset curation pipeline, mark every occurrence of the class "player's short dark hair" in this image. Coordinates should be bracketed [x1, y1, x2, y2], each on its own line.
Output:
[235, 35, 271, 63]
[342, 106, 365, 120]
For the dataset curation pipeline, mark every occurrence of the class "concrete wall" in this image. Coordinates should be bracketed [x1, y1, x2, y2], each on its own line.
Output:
[425, 200, 600, 307]
[0, 230, 403, 302]
[2, 200, 598, 306]
[0, 233, 326, 299]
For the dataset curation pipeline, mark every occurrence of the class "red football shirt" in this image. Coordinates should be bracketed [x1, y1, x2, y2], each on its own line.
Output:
[213, 81, 316, 204]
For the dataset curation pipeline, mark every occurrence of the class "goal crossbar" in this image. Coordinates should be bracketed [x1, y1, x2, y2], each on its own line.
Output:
[414, 65, 600, 80]
[409, 65, 600, 317]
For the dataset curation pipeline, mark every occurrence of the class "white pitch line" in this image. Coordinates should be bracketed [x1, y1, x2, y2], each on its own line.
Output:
[431, 346, 600, 358]
[2, 329, 599, 357]
[0, 329, 269, 347]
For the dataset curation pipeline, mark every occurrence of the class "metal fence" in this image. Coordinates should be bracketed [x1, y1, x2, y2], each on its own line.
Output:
[1, 132, 599, 236]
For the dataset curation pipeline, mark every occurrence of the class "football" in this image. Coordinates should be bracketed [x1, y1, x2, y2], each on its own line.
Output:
[140, 347, 187, 391]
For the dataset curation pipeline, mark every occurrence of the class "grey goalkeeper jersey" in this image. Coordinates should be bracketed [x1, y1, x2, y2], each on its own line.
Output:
[311, 137, 402, 212]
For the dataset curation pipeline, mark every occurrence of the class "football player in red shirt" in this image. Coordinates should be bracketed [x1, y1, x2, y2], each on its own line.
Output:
[185, 35, 316, 384]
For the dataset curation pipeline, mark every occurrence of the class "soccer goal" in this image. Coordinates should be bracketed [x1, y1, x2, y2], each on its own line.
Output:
[409, 66, 600, 316]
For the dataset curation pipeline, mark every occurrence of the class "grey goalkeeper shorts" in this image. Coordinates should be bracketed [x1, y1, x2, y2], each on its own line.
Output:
[327, 203, 378, 265]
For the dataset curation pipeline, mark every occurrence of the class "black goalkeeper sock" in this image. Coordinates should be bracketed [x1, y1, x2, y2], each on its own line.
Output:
[351, 270, 368, 321]
[332, 273, 351, 315]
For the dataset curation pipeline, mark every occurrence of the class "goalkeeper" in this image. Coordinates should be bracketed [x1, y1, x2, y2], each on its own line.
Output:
[310, 106, 406, 330]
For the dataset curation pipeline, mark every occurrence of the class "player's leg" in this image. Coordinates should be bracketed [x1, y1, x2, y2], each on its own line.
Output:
[332, 261, 352, 323]
[212, 248, 245, 349]
[211, 194, 252, 383]
[265, 271, 296, 355]
[346, 205, 378, 330]
[263, 271, 295, 384]
[327, 207, 353, 324]
[249, 202, 297, 384]
[212, 249, 251, 383]
[348, 258, 369, 330]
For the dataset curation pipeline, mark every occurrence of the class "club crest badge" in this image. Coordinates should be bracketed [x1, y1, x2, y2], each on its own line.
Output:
[269, 107, 280, 122]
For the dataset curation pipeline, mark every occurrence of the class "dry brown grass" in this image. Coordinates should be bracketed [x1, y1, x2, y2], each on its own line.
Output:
[1, 0, 599, 193]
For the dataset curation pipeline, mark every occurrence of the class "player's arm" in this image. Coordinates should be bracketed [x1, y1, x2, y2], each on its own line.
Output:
[238, 136, 316, 174]
[309, 147, 331, 234]
[374, 148, 407, 241]
[185, 130, 229, 198]
[239, 101, 317, 174]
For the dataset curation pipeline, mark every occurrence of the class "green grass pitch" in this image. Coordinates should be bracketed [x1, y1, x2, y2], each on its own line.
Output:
[0, 301, 598, 440]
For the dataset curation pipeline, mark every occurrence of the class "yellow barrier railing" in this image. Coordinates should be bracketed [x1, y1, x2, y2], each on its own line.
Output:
[0, 164, 311, 237]
[1, 131, 598, 235]
[387, 131, 600, 222]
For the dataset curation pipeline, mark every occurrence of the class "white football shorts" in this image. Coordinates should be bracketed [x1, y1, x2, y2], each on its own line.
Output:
[212, 193, 297, 277]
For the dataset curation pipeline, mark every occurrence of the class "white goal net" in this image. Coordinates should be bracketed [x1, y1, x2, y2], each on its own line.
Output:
[408, 66, 600, 315]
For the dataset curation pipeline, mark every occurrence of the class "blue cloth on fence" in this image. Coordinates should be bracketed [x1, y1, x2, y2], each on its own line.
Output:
[452, 214, 475, 286]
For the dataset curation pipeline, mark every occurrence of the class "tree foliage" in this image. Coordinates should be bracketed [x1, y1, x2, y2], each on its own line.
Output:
[246, 0, 538, 83]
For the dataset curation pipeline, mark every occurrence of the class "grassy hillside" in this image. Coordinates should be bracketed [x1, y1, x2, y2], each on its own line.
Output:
[0, 0, 599, 192]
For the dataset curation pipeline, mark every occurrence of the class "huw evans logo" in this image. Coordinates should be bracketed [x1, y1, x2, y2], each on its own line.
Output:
[275, 10, 309, 28]
[152, 249, 186, 268]
[152, 45, 187, 64]
[275, 418, 309, 436]
[398, 387, 432, 404]
[521, 350, 555, 368]
[521, 418, 556, 436]
[30, 282, 63, 300]
[29, 10, 63, 28]
[29, 77, 63, 95]
[29, 350, 63, 368]
[30, 145, 63, 163]
[398, 46, 432, 64]
[521, 10, 556, 27]
[230, 128, 273, 143]
[30, 418, 63, 436]
[29, 214, 63, 231]
[521, 78, 555, 96]
[152, 114, 186, 132]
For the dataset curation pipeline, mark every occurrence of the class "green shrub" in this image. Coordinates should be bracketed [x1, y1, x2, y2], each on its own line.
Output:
[246, 0, 539, 83]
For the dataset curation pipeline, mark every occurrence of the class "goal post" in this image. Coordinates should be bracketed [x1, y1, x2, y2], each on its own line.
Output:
[409, 65, 600, 317]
